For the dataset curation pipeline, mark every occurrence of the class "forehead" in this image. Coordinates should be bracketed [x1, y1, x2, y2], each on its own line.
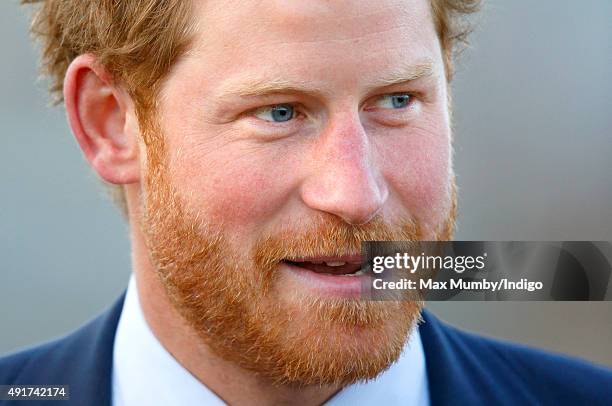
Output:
[196, 0, 434, 40]
[171, 0, 441, 96]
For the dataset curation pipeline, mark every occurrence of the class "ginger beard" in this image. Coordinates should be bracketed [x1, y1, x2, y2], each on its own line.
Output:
[138, 117, 457, 386]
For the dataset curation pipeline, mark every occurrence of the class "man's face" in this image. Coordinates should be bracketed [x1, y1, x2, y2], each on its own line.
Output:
[139, 0, 455, 386]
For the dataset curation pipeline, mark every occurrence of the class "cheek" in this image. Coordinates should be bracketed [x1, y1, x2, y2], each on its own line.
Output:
[168, 142, 298, 233]
[379, 123, 452, 225]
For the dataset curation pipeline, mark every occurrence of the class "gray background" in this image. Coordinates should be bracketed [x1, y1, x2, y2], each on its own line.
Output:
[1, 1, 611, 365]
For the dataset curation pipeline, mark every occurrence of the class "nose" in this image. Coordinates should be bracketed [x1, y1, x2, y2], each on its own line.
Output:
[300, 112, 389, 225]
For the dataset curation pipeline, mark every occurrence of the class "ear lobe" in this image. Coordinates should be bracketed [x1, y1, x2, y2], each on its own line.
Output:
[64, 54, 141, 185]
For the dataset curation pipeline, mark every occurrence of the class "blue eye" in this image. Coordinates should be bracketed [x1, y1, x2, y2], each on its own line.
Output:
[254, 104, 295, 122]
[375, 93, 412, 109]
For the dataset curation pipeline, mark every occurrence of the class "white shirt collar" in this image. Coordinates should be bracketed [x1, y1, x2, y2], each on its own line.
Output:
[112, 275, 429, 406]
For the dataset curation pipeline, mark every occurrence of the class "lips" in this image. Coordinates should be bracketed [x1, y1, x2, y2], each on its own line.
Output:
[283, 255, 364, 276]
[279, 255, 370, 298]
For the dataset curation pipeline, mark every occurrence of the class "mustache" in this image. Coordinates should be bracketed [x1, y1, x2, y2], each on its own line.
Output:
[252, 212, 422, 269]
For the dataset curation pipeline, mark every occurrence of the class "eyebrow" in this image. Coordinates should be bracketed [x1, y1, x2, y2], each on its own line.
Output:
[376, 60, 435, 86]
[224, 78, 320, 99]
[219, 59, 435, 99]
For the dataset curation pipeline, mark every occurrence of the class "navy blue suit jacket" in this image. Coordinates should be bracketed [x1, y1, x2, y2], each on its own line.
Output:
[1, 293, 611, 405]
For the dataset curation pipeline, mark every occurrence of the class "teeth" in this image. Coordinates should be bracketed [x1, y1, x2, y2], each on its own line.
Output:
[325, 261, 346, 267]
[344, 268, 366, 277]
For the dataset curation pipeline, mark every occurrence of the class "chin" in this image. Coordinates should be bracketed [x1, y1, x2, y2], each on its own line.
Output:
[257, 297, 421, 386]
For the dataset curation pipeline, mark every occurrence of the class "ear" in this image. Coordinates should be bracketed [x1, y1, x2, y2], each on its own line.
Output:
[63, 54, 140, 184]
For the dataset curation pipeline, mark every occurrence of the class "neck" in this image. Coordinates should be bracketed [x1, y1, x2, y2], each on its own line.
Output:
[128, 205, 341, 405]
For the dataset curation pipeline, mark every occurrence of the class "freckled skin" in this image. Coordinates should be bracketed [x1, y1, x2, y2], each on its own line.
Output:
[158, 0, 453, 246]
[117, 0, 456, 404]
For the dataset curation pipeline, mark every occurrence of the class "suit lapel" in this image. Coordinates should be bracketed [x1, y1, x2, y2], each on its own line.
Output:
[419, 310, 482, 406]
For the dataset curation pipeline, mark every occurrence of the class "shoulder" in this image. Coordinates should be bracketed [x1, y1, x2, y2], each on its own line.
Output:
[420, 310, 612, 404]
[0, 293, 125, 387]
[0, 317, 103, 384]
[0, 338, 63, 385]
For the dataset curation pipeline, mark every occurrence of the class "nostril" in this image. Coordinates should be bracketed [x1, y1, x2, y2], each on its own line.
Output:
[339, 204, 382, 225]
[341, 184, 388, 225]
[301, 188, 387, 226]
